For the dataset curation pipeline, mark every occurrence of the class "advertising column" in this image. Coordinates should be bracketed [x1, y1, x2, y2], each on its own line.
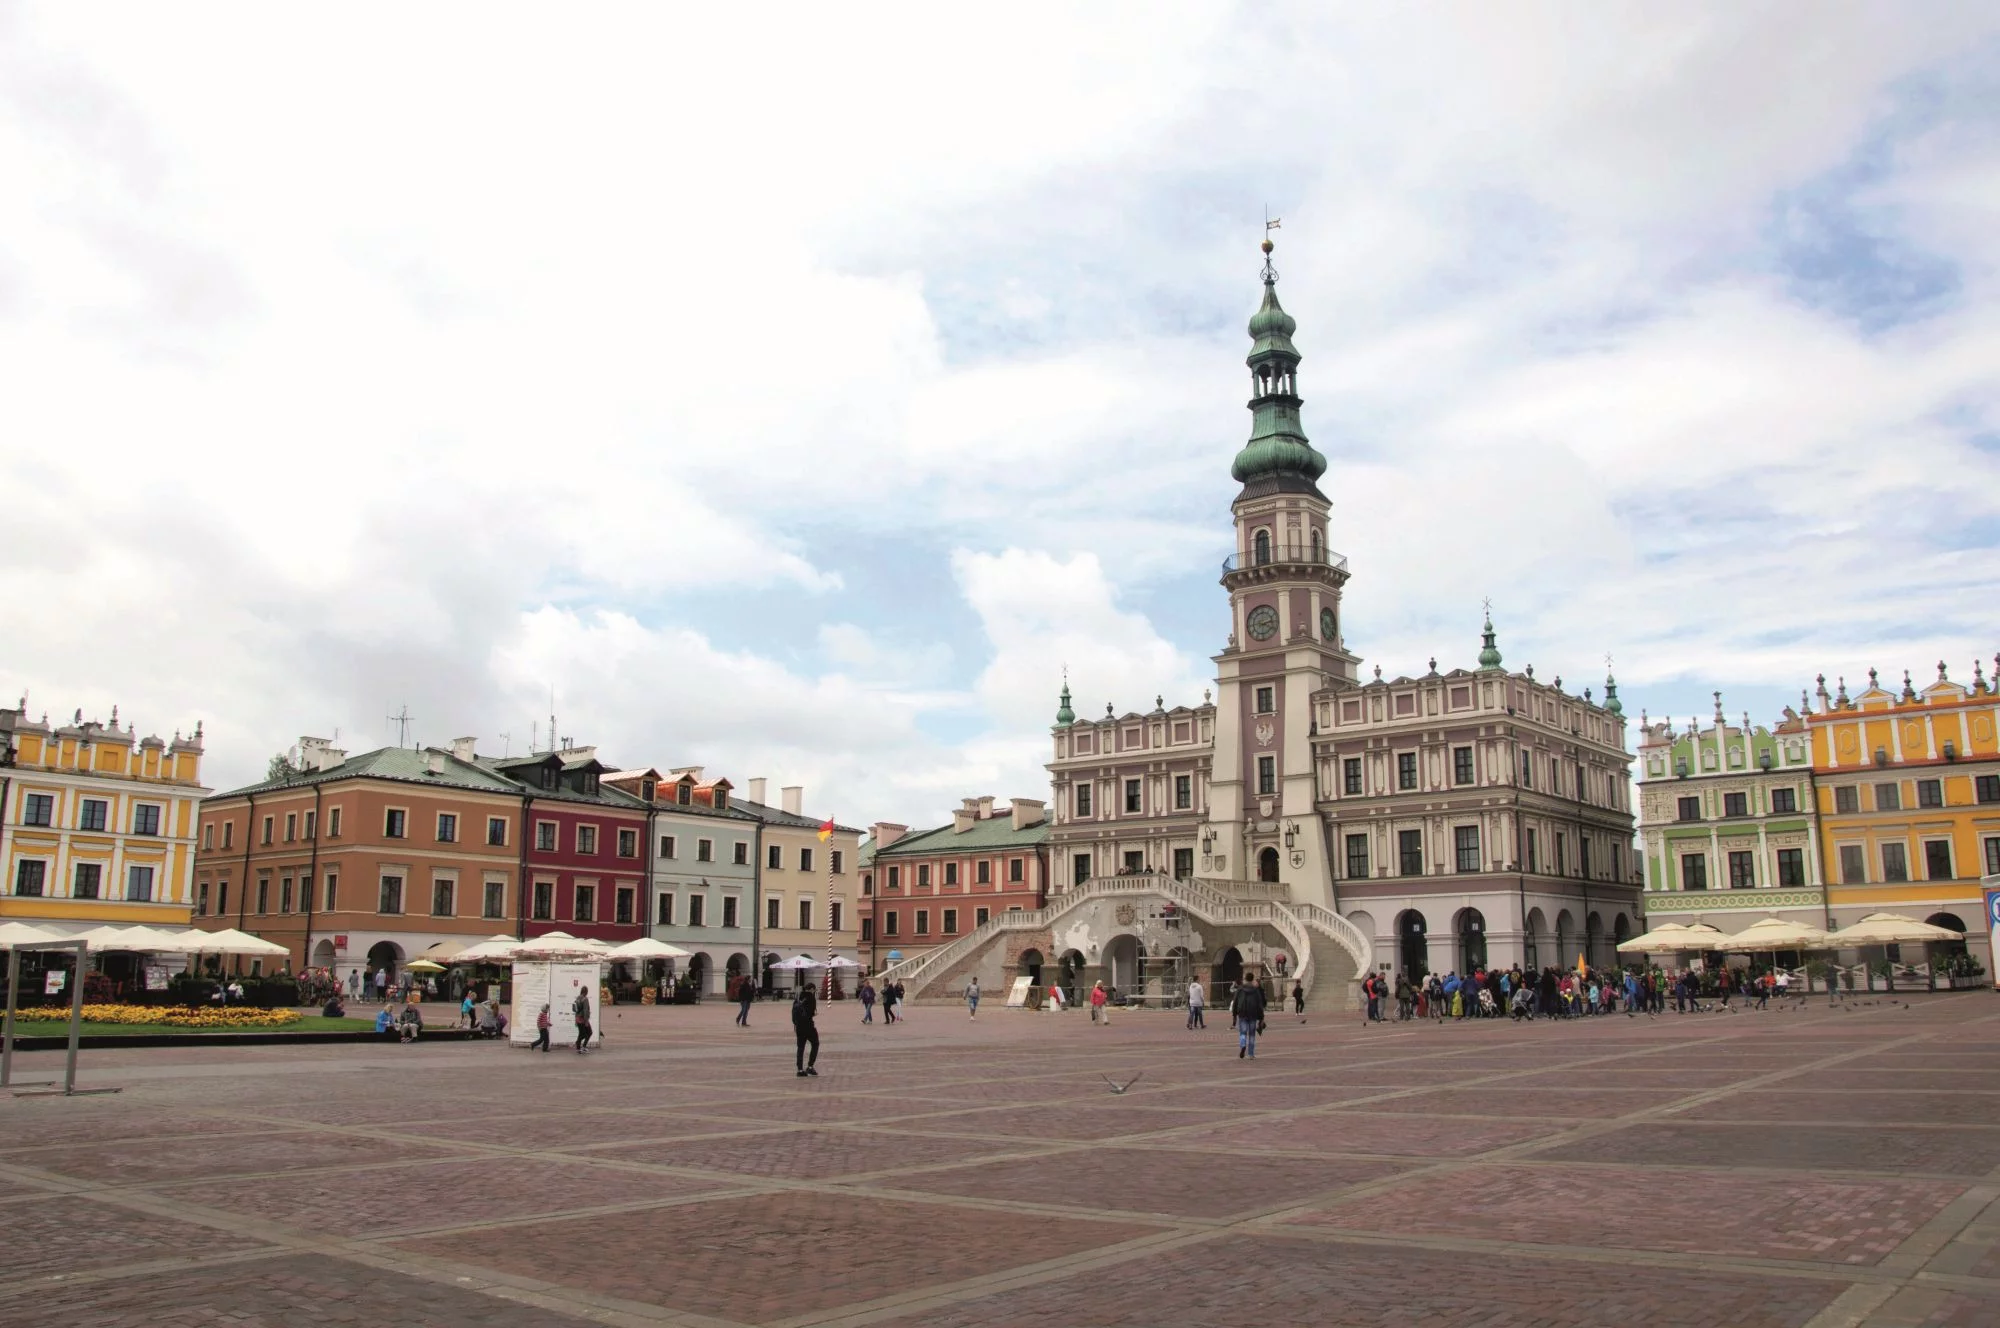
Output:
[1984, 879, 2000, 991]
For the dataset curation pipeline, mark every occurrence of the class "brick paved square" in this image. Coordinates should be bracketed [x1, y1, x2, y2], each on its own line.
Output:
[1171, 1109, 1566, 1157]
[917, 1102, 1237, 1141]
[0, 1196, 280, 1280]
[4, 1129, 462, 1186]
[1534, 1122, 2000, 1175]
[1674, 1089, 2000, 1125]
[405, 1190, 1164, 1321]
[584, 1125, 1030, 1179]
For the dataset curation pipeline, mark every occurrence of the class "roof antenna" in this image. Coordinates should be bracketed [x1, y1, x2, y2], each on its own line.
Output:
[386, 705, 413, 748]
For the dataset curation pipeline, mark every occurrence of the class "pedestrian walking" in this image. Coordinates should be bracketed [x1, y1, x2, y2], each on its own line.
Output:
[460, 991, 477, 1029]
[533, 1004, 551, 1052]
[792, 983, 820, 1077]
[347, 969, 361, 1000]
[1230, 975, 1266, 1059]
[1186, 977, 1205, 1030]
[965, 976, 980, 1020]
[572, 987, 593, 1053]
[735, 977, 753, 1028]
[1292, 980, 1305, 1021]
[1089, 980, 1108, 1025]
[859, 978, 876, 1023]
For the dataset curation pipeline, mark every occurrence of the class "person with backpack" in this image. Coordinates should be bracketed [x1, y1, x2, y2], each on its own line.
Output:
[1230, 974, 1266, 1059]
[571, 987, 593, 1053]
[792, 982, 820, 1077]
[859, 978, 876, 1024]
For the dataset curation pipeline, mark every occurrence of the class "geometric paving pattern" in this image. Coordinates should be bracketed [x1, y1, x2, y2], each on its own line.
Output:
[0, 993, 1995, 1326]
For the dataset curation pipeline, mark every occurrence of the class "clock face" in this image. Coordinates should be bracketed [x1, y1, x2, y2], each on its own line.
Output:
[1320, 607, 1337, 641]
[1246, 605, 1279, 641]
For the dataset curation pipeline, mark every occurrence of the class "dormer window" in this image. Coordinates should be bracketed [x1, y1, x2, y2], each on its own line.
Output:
[714, 788, 729, 810]
[676, 782, 693, 805]
[539, 766, 557, 790]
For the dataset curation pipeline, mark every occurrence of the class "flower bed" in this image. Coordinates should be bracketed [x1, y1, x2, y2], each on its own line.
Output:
[12, 1004, 303, 1029]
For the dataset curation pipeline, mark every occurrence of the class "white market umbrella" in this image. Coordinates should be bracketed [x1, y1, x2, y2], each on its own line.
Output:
[0, 922, 57, 949]
[826, 956, 862, 968]
[187, 928, 290, 957]
[1728, 916, 1831, 951]
[606, 938, 691, 960]
[1616, 924, 1691, 955]
[450, 934, 523, 963]
[69, 924, 190, 953]
[1828, 912, 1965, 947]
[417, 939, 466, 962]
[771, 954, 820, 970]
[513, 931, 613, 959]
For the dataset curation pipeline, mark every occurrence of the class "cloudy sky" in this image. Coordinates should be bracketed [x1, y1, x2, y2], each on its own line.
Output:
[4, 4, 1998, 827]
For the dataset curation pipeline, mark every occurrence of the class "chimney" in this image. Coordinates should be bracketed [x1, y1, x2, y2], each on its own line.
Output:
[870, 822, 907, 850]
[954, 798, 980, 833]
[748, 777, 767, 806]
[1010, 798, 1046, 830]
[449, 736, 477, 762]
[298, 736, 347, 772]
[780, 785, 803, 815]
[977, 795, 995, 819]
[424, 750, 445, 775]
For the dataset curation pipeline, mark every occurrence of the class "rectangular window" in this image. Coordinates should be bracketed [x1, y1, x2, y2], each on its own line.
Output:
[918, 864, 931, 888]
[915, 908, 929, 935]
[1073, 853, 1091, 887]
[1835, 786, 1859, 814]
[14, 860, 45, 896]
[1977, 775, 2000, 804]
[657, 892, 674, 925]
[734, 842, 749, 865]
[303, 810, 316, 839]
[832, 901, 845, 933]
[1986, 837, 2000, 877]
[577, 825, 598, 855]
[1881, 842, 1909, 883]
[21, 793, 54, 827]
[973, 905, 988, 927]
[256, 878, 269, 913]
[613, 886, 634, 925]
[217, 881, 228, 914]
[124, 865, 154, 902]
[1677, 796, 1701, 822]
[285, 813, 297, 842]
[1397, 752, 1417, 790]
[800, 847, 814, 873]
[1454, 825, 1480, 873]
[130, 804, 160, 836]
[1527, 828, 1538, 873]
[798, 899, 813, 931]
[721, 895, 738, 929]
[575, 885, 595, 922]
[1680, 855, 1708, 891]
[888, 865, 901, 890]
[945, 862, 959, 886]
[1917, 779, 1943, 809]
[279, 876, 293, 912]
[975, 860, 990, 884]
[1125, 779, 1142, 813]
[1549, 761, 1562, 797]
[1173, 847, 1194, 878]
[1075, 783, 1092, 817]
[1728, 851, 1755, 889]
[1555, 832, 1566, 876]
[688, 895, 704, 927]
[1924, 839, 1953, 881]
[697, 838, 713, 863]
[80, 799, 108, 832]
[488, 817, 508, 846]
[1770, 787, 1797, 814]
[223, 821, 234, 849]
[1258, 756, 1276, 795]
[1839, 844, 1867, 884]
[1723, 792, 1748, 818]
[658, 835, 676, 859]
[1345, 834, 1368, 879]
[536, 822, 556, 852]
[1009, 857, 1024, 882]
[74, 862, 102, 900]
[533, 881, 554, 919]
[884, 911, 898, 937]
[1398, 829, 1423, 877]
[384, 808, 406, 839]
[328, 806, 342, 837]
[943, 908, 959, 935]
[1255, 686, 1274, 714]
[197, 881, 209, 916]
[1343, 758, 1363, 795]
[379, 876, 404, 914]
[483, 881, 504, 918]
[1123, 850, 1144, 873]
[432, 879, 454, 916]
[861, 918, 875, 941]
[261, 814, 274, 844]
[831, 850, 844, 874]
[617, 828, 637, 857]
[1175, 774, 1192, 809]
[768, 844, 783, 869]
[1520, 751, 1532, 788]
[767, 897, 780, 929]
[1875, 783, 1901, 812]
[1452, 747, 1474, 786]
[437, 813, 457, 843]
[1777, 848, 1805, 886]
[1579, 838, 1591, 879]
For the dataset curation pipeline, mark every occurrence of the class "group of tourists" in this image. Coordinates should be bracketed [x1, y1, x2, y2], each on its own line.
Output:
[1354, 963, 1799, 1023]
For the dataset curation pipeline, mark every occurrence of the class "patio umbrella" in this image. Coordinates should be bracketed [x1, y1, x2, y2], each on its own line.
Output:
[187, 928, 290, 957]
[1828, 912, 1964, 946]
[417, 940, 466, 962]
[605, 938, 692, 960]
[449, 934, 522, 963]
[771, 954, 820, 969]
[1727, 916, 1831, 951]
[0, 922, 56, 949]
[826, 956, 861, 968]
[405, 959, 446, 974]
[513, 931, 613, 959]
[1616, 924, 1690, 954]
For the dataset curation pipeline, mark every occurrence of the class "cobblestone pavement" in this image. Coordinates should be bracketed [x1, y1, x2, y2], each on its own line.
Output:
[0, 994, 1996, 1326]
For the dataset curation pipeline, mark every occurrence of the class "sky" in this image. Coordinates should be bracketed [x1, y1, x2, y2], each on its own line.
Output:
[3, 4, 1998, 829]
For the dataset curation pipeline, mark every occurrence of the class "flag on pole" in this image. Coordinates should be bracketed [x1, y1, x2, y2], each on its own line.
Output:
[817, 818, 834, 843]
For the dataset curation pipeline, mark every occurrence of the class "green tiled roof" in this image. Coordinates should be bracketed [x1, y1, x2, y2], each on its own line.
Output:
[869, 816, 1049, 858]
[207, 746, 525, 801]
[733, 799, 863, 835]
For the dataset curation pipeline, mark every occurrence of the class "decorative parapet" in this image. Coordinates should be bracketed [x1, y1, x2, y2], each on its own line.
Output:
[1643, 889, 1825, 913]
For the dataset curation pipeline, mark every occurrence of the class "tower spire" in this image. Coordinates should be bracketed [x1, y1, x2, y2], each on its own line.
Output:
[1230, 229, 1327, 491]
[1477, 603, 1503, 671]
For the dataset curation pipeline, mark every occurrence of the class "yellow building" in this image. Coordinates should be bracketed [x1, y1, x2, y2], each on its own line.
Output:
[1806, 663, 2000, 955]
[1, 703, 209, 931]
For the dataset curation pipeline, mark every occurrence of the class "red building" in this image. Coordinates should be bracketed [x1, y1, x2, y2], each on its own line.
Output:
[860, 797, 1048, 970]
[488, 748, 650, 944]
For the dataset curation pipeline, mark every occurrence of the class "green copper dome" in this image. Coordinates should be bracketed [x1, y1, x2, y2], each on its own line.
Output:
[1477, 612, 1503, 670]
[1230, 245, 1326, 488]
[1603, 672, 1623, 716]
[1055, 682, 1075, 727]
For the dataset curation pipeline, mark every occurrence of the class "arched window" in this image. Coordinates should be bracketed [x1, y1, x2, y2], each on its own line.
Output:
[1258, 847, 1280, 882]
[1253, 530, 1271, 566]
[1310, 530, 1322, 563]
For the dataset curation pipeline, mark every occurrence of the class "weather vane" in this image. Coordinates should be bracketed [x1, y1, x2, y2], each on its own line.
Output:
[1262, 209, 1282, 277]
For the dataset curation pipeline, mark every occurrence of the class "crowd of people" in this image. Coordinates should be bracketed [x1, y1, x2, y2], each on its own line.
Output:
[1354, 963, 1798, 1022]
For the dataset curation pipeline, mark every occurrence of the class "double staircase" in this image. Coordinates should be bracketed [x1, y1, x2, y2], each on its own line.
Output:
[870, 875, 1368, 1009]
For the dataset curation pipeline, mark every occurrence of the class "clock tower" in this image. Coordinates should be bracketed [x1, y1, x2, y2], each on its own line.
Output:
[1206, 237, 1359, 911]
